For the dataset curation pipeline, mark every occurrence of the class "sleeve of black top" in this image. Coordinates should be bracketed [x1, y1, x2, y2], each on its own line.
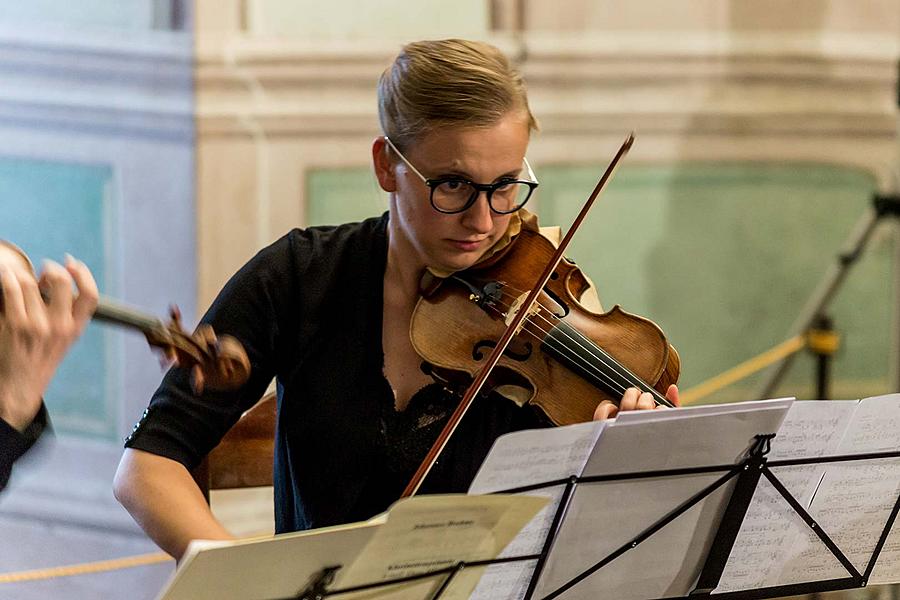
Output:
[124, 231, 306, 470]
[0, 403, 50, 492]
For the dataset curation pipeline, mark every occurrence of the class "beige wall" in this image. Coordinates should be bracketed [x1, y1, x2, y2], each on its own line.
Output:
[524, 0, 899, 33]
[193, 0, 900, 307]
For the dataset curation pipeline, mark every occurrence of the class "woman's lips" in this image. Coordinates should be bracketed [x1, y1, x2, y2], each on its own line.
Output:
[448, 239, 485, 252]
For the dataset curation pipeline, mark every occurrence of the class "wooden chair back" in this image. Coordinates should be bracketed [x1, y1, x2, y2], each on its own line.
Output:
[192, 392, 277, 501]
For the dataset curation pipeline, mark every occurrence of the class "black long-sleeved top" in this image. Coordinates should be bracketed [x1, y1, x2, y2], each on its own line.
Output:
[125, 213, 546, 533]
[0, 404, 48, 491]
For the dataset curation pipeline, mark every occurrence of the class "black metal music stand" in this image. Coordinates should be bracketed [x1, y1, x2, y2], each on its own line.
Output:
[283, 433, 900, 600]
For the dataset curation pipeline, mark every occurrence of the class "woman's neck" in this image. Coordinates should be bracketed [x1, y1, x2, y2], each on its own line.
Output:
[384, 217, 426, 303]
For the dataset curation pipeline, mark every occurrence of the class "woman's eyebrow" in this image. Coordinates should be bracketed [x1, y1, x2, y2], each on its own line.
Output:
[432, 166, 523, 181]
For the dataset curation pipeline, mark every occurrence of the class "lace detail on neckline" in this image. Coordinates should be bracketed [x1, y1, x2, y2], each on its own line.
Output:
[380, 382, 455, 479]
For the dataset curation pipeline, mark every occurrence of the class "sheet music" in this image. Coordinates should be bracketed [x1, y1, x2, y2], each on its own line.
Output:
[715, 400, 856, 593]
[465, 420, 605, 599]
[537, 399, 792, 599]
[469, 420, 605, 494]
[778, 394, 900, 587]
[340, 494, 548, 600]
[158, 495, 545, 600]
[871, 517, 900, 585]
[716, 394, 900, 593]
[160, 522, 379, 600]
[583, 398, 793, 475]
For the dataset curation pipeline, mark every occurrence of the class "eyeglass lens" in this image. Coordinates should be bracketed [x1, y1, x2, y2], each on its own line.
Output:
[431, 180, 533, 214]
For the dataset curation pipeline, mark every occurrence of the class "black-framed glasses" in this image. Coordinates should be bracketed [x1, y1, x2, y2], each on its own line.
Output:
[384, 136, 539, 215]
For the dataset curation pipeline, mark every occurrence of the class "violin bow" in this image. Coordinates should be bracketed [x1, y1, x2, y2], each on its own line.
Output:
[401, 132, 637, 498]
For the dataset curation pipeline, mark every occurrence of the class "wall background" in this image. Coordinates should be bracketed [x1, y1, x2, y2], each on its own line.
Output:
[0, 2, 194, 598]
[196, 0, 899, 401]
[0, 1, 897, 598]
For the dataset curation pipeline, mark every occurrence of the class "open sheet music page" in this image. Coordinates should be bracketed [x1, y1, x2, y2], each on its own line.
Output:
[159, 520, 379, 600]
[535, 399, 792, 600]
[463, 399, 791, 599]
[339, 494, 547, 600]
[466, 420, 607, 600]
[778, 393, 900, 587]
[717, 393, 900, 593]
[158, 494, 545, 600]
[715, 399, 857, 593]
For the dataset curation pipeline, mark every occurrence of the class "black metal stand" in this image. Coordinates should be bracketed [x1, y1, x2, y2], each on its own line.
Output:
[758, 193, 900, 398]
[690, 435, 775, 596]
[294, 566, 340, 600]
[808, 314, 839, 400]
[279, 434, 900, 600]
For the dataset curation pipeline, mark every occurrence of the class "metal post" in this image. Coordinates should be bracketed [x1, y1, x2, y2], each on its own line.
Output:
[807, 315, 839, 400]
[892, 217, 900, 392]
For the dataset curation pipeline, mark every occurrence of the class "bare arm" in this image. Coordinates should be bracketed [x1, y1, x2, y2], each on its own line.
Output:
[113, 448, 235, 560]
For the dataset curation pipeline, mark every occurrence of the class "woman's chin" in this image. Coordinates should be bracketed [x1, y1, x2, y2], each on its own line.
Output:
[430, 253, 480, 274]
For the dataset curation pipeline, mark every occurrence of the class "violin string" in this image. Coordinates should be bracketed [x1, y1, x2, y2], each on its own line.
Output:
[479, 282, 671, 406]
[476, 289, 629, 396]
[473, 287, 636, 401]
[540, 318, 673, 406]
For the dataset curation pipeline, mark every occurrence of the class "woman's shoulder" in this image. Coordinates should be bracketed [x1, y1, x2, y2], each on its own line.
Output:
[538, 225, 562, 246]
[280, 212, 389, 256]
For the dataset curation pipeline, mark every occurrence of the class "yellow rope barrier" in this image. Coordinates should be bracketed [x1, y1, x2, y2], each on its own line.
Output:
[680, 335, 807, 405]
[0, 552, 171, 584]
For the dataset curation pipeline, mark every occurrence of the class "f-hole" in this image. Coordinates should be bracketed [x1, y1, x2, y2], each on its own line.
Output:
[473, 339, 533, 362]
[543, 283, 569, 317]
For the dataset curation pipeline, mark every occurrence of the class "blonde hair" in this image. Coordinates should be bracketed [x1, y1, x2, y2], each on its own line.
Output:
[378, 39, 538, 150]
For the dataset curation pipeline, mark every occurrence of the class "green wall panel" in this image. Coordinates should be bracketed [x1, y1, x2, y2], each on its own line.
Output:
[307, 168, 387, 226]
[537, 164, 888, 403]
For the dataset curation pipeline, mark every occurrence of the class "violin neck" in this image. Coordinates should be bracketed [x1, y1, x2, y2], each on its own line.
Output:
[93, 296, 164, 335]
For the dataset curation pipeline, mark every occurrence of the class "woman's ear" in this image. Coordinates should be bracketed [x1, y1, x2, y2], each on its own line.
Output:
[372, 137, 397, 193]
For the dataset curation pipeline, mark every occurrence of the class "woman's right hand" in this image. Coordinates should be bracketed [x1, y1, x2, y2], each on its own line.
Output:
[0, 254, 97, 431]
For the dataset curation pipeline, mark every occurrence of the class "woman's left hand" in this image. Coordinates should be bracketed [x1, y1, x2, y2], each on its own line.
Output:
[592, 384, 680, 420]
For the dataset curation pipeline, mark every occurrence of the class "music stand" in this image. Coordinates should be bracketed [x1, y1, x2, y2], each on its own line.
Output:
[288, 432, 900, 600]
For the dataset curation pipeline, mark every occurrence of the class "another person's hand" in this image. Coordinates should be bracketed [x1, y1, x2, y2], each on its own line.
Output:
[592, 384, 680, 421]
[0, 252, 98, 431]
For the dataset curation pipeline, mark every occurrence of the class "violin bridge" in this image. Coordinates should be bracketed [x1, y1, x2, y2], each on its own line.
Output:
[505, 292, 539, 334]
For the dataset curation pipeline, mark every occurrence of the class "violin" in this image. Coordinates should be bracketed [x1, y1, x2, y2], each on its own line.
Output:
[411, 227, 680, 426]
[401, 133, 678, 497]
[92, 297, 250, 392]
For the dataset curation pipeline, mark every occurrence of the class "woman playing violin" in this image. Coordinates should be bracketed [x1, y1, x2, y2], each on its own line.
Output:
[114, 38, 679, 560]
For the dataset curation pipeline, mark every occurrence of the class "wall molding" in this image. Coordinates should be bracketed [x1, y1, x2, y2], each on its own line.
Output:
[195, 32, 899, 145]
[194, 31, 900, 303]
[0, 25, 193, 138]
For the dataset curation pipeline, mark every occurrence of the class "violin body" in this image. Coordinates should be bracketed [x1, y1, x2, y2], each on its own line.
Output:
[411, 228, 680, 426]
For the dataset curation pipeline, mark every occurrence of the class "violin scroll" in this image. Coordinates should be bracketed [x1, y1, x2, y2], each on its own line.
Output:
[141, 306, 251, 394]
[0, 239, 252, 394]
